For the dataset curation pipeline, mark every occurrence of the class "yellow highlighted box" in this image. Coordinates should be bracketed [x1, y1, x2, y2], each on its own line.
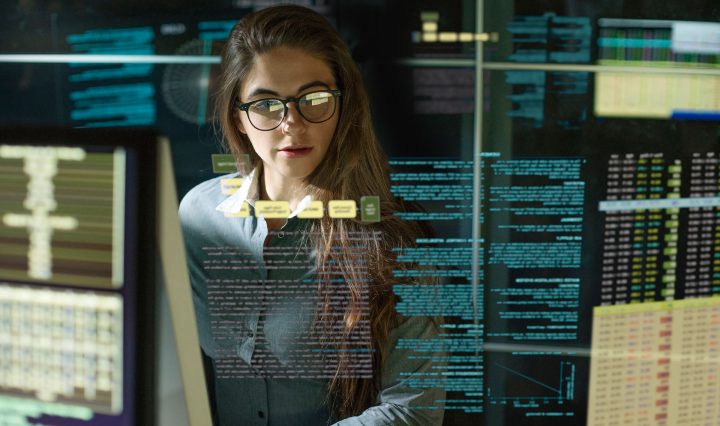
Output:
[422, 32, 438, 42]
[329, 200, 357, 218]
[298, 201, 325, 219]
[224, 201, 250, 218]
[422, 22, 438, 32]
[255, 201, 291, 218]
[459, 32, 474, 42]
[438, 32, 458, 42]
[220, 178, 243, 195]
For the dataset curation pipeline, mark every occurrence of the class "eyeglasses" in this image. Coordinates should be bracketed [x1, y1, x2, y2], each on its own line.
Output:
[235, 89, 342, 131]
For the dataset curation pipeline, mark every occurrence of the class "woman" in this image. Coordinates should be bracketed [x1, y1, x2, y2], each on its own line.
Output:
[179, 5, 444, 425]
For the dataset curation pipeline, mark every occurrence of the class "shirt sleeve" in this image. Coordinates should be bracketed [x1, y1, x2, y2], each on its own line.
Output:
[332, 315, 446, 426]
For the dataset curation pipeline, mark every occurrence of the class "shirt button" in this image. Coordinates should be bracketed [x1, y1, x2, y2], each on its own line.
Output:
[248, 332, 255, 338]
[257, 410, 265, 418]
[278, 231, 285, 239]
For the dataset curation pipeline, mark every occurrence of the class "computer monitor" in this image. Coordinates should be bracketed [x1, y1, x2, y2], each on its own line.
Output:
[0, 2, 718, 425]
[0, 128, 211, 425]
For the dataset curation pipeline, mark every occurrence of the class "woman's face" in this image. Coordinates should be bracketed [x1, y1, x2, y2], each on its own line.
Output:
[236, 46, 339, 182]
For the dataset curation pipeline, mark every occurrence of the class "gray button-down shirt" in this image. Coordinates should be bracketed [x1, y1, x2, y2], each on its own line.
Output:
[179, 170, 445, 426]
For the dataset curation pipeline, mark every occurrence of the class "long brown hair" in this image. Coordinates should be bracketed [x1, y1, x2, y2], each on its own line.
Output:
[216, 5, 430, 419]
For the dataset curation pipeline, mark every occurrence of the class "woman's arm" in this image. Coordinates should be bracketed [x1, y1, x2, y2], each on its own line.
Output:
[332, 315, 446, 426]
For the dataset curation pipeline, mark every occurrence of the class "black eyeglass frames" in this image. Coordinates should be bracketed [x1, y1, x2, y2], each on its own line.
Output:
[235, 89, 342, 131]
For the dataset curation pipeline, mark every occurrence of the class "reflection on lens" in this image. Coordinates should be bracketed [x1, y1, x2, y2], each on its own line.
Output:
[244, 90, 339, 130]
[299, 92, 334, 123]
[249, 100, 285, 130]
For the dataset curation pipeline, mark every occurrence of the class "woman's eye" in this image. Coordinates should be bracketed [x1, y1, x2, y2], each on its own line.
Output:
[252, 100, 283, 114]
[255, 100, 273, 112]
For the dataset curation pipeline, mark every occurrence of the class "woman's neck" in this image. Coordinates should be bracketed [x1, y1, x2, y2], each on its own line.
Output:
[260, 167, 307, 213]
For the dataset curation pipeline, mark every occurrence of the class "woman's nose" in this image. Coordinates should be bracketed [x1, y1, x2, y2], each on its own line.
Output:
[281, 102, 307, 135]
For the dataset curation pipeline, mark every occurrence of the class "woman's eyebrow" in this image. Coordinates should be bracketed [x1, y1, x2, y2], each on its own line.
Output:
[246, 88, 280, 98]
[246, 81, 331, 99]
[296, 80, 331, 93]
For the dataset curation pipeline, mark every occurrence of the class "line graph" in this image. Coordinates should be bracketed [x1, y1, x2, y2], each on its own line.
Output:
[487, 360, 576, 406]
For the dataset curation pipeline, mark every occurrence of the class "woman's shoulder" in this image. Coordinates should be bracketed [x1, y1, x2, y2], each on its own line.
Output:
[178, 173, 240, 222]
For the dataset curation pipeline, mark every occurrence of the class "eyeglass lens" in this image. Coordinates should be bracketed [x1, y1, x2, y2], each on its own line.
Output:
[247, 91, 337, 130]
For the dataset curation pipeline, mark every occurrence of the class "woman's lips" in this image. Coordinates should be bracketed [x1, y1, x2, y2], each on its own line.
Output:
[278, 146, 313, 158]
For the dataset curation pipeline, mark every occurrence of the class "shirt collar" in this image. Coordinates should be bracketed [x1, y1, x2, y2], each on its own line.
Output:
[215, 166, 313, 218]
